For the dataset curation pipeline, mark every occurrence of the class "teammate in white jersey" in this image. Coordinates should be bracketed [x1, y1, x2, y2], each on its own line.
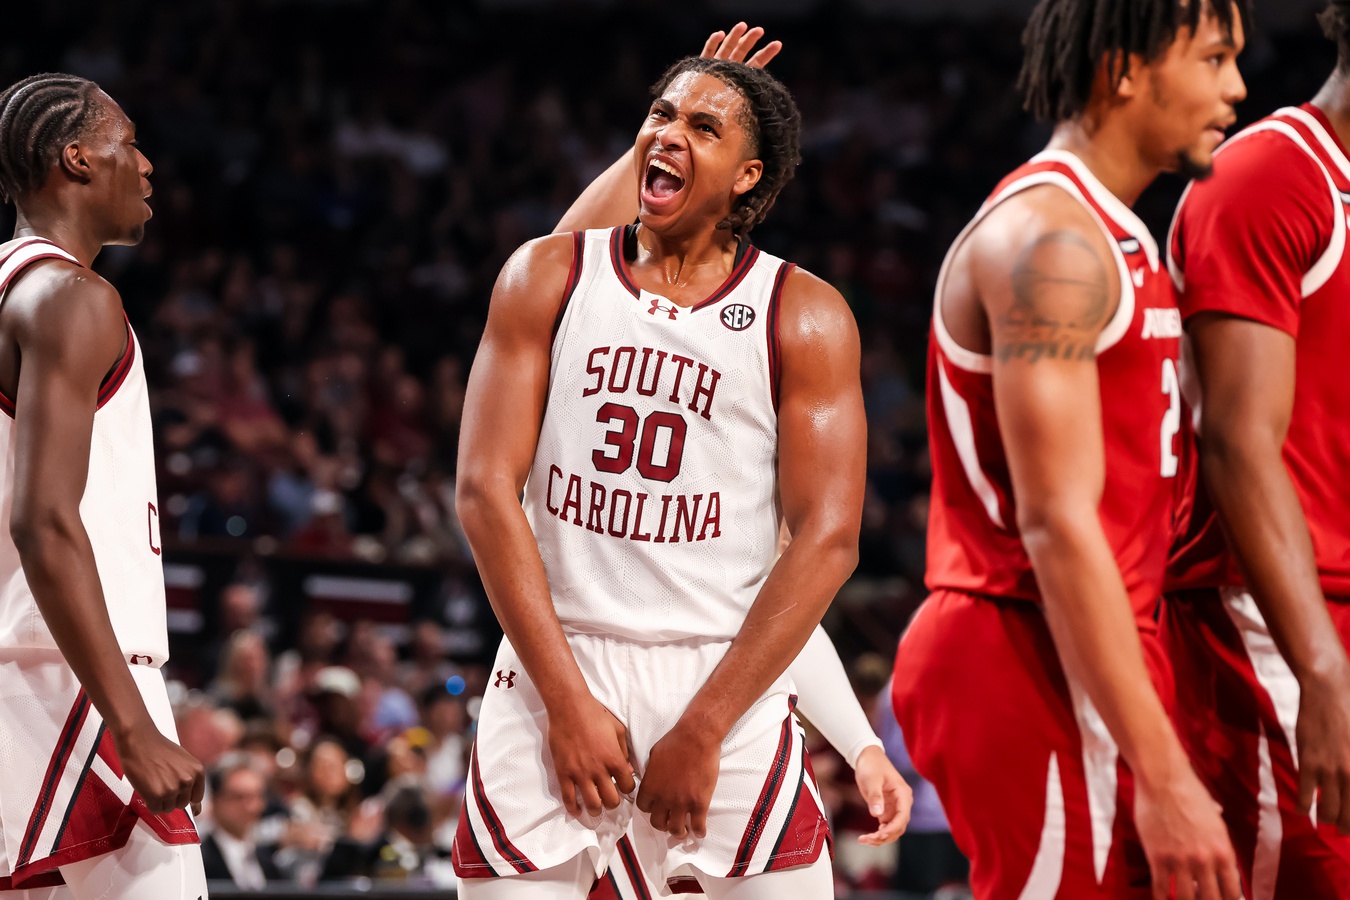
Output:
[0, 75, 206, 898]
[454, 56, 866, 899]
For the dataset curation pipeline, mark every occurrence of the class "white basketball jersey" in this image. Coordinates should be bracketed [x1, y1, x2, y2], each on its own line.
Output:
[0, 238, 169, 664]
[523, 226, 789, 642]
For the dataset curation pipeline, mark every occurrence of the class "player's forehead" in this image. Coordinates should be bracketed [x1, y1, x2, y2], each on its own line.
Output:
[655, 71, 749, 125]
[87, 90, 132, 139]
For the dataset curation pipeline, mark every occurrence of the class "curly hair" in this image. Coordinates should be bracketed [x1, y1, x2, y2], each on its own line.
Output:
[0, 73, 106, 204]
[651, 58, 802, 236]
[1321, 0, 1350, 71]
[1018, 0, 1250, 123]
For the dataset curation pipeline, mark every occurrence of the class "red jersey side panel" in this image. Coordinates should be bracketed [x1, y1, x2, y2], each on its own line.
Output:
[1168, 105, 1350, 596]
[927, 150, 1183, 625]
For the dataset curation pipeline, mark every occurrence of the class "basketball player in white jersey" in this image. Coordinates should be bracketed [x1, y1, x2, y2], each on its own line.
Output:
[555, 32, 913, 899]
[454, 56, 866, 899]
[0, 75, 207, 898]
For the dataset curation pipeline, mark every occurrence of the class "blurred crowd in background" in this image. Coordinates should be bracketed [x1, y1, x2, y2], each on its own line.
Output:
[0, 0, 1337, 894]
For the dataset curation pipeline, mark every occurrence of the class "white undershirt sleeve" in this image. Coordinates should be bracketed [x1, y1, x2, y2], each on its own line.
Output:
[788, 625, 884, 769]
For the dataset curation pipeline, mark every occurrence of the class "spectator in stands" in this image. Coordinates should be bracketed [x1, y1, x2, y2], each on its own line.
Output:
[201, 754, 283, 889]
[319, 781, 451, 884]
[209, 630, 275, 723]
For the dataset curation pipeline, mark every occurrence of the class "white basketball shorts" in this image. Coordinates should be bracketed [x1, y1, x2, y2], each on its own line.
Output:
[0, 652, 200, 891]
[452, 633, 831, 891]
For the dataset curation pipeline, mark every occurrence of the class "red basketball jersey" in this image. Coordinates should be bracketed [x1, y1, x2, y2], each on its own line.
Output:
[1168, 104, 1350, 597]
[927, 151, 1183, 625]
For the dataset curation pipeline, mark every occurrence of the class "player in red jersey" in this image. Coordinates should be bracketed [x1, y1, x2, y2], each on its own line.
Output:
[889, 0, 1248, 897]
[0, 76, 206, 897]
[1163, 3, 1350, 896]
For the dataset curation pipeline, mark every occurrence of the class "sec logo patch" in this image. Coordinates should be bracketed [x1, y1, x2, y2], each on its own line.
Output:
[721, 304, 756, 331]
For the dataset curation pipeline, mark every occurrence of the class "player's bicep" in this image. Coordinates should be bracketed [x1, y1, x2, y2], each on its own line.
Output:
[1188, 312, 1296, 448]
[458, 238, 572, 493]
[775, 273, 866, 542]
[983, 225, 1114, 515]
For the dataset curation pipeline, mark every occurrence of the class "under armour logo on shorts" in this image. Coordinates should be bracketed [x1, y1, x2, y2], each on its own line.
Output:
[495, 669, 517, 689]
[129, 654, 154, 666]
[648, 298, 678, 320]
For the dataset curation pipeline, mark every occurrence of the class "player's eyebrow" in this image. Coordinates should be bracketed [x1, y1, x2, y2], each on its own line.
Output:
[651, 98, 676, 115]
[689, 111, 723, 129]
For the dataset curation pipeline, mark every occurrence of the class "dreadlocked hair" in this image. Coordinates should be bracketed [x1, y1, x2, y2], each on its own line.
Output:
[1018, 0, 1250, 122]
[0, 73, 105, 204]
[652, 57, 802, 236]
[1320, 0, 1350, 72]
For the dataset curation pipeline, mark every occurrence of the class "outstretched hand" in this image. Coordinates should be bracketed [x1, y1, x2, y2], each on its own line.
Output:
[853, 745, 913, 846]
[700, 22, 782, 69]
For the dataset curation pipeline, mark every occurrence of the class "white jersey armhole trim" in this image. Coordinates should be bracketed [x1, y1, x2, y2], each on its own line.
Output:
[933, 169, 1136, 370]
[937, 360, 1006, 529]
[1173, 119, 1343, 299]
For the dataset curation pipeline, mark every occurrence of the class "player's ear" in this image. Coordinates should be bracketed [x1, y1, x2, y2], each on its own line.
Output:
[1104, 50, 1145, 102]
[58, 141, 93, 185]
[732, 159, 763, 198]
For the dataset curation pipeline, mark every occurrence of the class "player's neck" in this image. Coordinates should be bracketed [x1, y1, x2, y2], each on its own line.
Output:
[632, 223, 740, 285]
[1045, 119, 1156, 208]
[1311, 70, 1350, 155]
[12, 205, 103, 268]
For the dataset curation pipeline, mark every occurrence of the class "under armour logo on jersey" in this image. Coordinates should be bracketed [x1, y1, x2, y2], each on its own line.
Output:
[648, 298, 678, 320]
[721, 303, 756, 331]
[1119, 237, 1142, 255]
[494, 669, 517, 689]
[129, 654, 153, 666]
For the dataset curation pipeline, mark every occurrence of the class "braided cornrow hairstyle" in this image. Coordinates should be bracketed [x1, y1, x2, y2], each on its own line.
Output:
[1320, 0, 1350, 71]
[0, 73, 105, 204]
[652, 58, 802, 236]
[1019, 0, 1251, 123]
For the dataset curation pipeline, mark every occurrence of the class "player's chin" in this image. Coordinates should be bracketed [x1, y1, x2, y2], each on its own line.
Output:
[112, 223, 147, 247]
[1171, 147, 1215, 182]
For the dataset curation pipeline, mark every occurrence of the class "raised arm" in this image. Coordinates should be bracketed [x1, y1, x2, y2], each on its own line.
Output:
[553, 23, 782, 235]
[978, 189, 1239, 900]
[7, 265, 203, 815]
[455, 233, 635, 818]
[636, 268, 866, 840]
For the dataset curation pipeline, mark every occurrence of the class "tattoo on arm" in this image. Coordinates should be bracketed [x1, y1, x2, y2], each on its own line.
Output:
[997, 229, 1111, 363]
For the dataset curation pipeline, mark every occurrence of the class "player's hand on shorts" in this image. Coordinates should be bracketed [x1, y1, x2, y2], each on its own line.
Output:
[700, 22, 782, 69]
[116, 727, 205, 815]
[852, 745, 913, 846]
[1295, 665, 1350, 834]
[1133, 768, 1242, 900]
[636, 723, 719, 841]
[546, 695, 635, 818]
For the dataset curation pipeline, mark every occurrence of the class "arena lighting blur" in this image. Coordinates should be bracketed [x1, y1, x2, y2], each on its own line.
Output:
[446, 675, 466, 696]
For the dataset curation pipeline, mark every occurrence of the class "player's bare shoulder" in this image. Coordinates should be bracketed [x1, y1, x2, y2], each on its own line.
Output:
[966, 185, 1121, 363]
[775, 265, 860, 361]
[490, 232, 581, 323]
[0, 258, 125, 379]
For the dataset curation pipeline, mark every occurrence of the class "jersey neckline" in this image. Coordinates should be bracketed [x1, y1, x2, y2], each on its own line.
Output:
[608, 224, 761, 312]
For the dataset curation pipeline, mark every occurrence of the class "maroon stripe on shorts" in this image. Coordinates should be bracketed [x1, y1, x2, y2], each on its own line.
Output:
[728, 712, 794, 876]
[469, 742, 537, 873]
[616, 835, 653, 900]
[17, 691, 91, 868]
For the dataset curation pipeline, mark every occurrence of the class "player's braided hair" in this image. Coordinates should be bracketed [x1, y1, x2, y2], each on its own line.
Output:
[1018, 0, 1250, 122]
[652, 58, 802, 236]
[1320, 0, 1350, 71]
[0, 73, 105, 204]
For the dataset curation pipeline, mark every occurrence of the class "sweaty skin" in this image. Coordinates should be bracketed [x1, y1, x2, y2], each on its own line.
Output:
[0, 92, 204, 816]
[938, 8, 1247, 900]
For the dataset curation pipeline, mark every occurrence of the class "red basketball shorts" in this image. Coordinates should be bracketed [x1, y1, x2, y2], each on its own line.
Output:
[1161, 587, 1350, 900]
[892, 589, 1168, 899]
